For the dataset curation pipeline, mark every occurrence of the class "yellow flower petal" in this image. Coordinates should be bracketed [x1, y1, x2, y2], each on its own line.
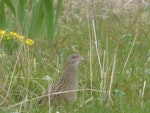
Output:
[25, 39, 34, 46]
[18, 36, 26, 42]
[0, 30, 6, 35]
[0, 30, 9, 37]
[10, 31, 18, 37]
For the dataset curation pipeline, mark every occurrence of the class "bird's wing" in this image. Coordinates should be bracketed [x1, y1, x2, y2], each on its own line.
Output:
[38, 81, 65, 105]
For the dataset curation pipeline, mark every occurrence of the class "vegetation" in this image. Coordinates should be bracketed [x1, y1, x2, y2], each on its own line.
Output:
[0, 0, 150, 113]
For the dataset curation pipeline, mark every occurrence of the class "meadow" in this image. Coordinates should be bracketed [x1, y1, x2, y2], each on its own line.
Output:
[0, 0, 150, 113]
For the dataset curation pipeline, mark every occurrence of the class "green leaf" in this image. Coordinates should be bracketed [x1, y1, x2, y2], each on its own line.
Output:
[0, 0, 6, 28]
[43, 0, 54, 40]
[3, 0, 15, 15]
[18, 0, 25, 31]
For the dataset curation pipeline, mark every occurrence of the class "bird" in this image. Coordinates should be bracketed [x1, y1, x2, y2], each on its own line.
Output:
[38, 54, 84, 106]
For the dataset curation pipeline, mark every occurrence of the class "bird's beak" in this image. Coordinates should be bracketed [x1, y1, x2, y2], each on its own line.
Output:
[78, 55, 84, 61]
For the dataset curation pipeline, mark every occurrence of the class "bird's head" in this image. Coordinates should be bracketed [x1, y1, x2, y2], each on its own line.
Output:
[67, 54, 84, 67]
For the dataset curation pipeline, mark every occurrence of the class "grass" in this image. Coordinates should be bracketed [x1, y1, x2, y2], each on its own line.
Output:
[0, 0, 150, 113]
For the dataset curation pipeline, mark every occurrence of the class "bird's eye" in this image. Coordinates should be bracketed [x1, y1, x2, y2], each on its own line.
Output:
[72, 56, 76, 58]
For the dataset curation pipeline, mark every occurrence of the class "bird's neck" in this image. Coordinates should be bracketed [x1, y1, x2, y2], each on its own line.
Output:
[63, 65, 78, 89]
[66, 64, 78, 75]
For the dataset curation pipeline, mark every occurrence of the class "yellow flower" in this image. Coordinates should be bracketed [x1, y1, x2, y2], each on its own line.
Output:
[10, 31, 18, 37]
[26, 39, 34, 46]
[0, 30, 34, 46]
[0, 30, 9, 37]
[0, 30, 6, 35]
[10, 31, 25, 42]
[17, 36, 26, 42]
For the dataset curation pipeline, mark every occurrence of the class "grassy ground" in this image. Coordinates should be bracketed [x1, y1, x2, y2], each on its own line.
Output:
[0, 0, 150, 113]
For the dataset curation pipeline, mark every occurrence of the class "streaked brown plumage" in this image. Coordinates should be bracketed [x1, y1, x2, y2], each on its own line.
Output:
[38, 54, 84, 106]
